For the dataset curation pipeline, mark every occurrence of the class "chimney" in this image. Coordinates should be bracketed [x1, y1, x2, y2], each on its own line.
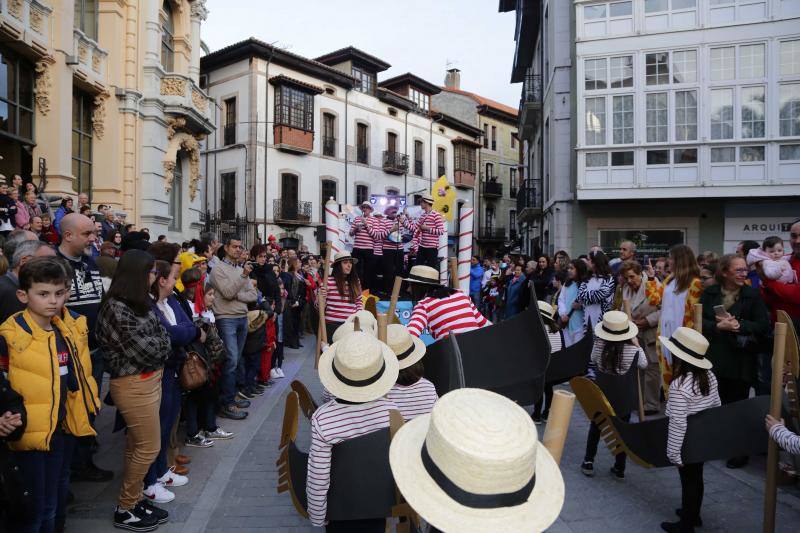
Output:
[445, 68, 461, 90]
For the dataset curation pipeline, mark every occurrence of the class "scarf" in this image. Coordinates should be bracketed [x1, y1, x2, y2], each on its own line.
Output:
[185, 275, 207, 315]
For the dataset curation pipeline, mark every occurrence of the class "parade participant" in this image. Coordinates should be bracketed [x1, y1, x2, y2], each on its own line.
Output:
[659, 327, 720, 532]
[405, 265, 490, 341]
[576, 250, 615, 330]
[371, 212, 384, 293]
[389, 388, 564, 533]
[404, 194, 445, 269]
[581, 311, 647, 480]
[645, 244, 702, 390]
[384, 324, 437, 421]
[307, 332, 399, 530]
[558, 259, 589, 347]
[350, 202, 375, 291]
[319, 252, 363, 342]
[368, 204, 405, 294]
[532, 301, 563, 424]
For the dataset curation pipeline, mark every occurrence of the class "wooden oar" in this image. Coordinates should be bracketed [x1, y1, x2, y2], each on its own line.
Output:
[623, 299, 646, 422]
[387, 276, 403, 324]
[315, 243, 333, 369]
[764, 322, 787, 533]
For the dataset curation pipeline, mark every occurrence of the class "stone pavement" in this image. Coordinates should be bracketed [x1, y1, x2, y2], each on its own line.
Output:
[65, 337, 800, 532]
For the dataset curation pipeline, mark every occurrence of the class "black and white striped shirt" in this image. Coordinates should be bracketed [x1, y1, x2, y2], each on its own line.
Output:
[769, 424, 800, 456]
[590, 339, 648, 375]
[665, 372, 721, 466]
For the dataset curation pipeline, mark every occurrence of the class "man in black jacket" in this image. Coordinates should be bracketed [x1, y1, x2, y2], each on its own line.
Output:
[0, 370, 26, 533]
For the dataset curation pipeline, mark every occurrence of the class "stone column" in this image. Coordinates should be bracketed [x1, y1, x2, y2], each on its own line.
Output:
[188, 0, 208, 83]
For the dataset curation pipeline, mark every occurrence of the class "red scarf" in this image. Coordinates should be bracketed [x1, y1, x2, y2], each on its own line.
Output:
[185, 275, 206, 315]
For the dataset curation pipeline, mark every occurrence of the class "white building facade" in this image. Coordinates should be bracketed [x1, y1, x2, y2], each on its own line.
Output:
[200, 41, 481, 252]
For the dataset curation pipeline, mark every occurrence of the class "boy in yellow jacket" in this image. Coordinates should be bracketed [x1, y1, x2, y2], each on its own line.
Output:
[0, 257, 99, 533]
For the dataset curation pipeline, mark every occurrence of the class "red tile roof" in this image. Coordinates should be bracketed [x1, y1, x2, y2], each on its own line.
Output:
[440, 86, 518, 117]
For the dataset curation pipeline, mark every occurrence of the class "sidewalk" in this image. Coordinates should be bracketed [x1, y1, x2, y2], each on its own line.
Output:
[64, 336, 800, 532]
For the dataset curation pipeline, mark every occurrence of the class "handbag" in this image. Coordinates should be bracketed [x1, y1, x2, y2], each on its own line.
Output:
[180, 350, 208, 390]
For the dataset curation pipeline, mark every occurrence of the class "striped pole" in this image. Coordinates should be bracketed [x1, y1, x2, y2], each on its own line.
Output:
[457, 205, 474, 294]
[324, 198, 343, 254]
[438, 231, 449, 285]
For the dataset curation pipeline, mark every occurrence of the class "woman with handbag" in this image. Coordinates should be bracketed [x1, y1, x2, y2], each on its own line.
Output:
[700, 254, 769, 469]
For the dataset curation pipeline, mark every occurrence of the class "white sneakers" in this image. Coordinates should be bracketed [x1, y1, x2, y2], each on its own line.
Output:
[270, 368, 285, 379]
[144, 482, 175, 504]
[158, 467, 188, 487]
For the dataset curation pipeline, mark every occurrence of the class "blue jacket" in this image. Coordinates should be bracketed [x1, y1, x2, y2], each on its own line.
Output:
[54, 206, 70, 234]
[152, 295, 199, 367]
[505, 274, 527, 318]
[469, 264, 484, 294]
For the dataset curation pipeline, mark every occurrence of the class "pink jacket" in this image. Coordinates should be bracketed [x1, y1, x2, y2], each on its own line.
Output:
[747, 248, 797, 284]
[14, 200, 29, 228]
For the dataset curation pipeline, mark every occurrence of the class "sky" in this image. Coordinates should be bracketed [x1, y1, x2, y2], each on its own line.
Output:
[201, 0, 520, 107]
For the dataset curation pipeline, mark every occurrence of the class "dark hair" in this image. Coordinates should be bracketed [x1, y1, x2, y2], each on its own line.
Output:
[157, 235, 166, 242]
[762, 236, 784, 250]
[332, 259, 361, 303]
[148, 241, 181, 263]
[18, 257, 69, 291]
[715, 253, 744, 285]
[79, 205, 92, 215]
[60, 197, 73, 208]
[739, 240, 759, 256]
[103, 249, 155, 316]
[195, 239, 212, 256]
[669, 244, 700, 293]
[589, 250, 612, 279]
[599, 339, 633, 374]
[250, 244, 268, 260]
[150, 260, 172, 298]
[410, 282, 453, 302]
[541, 313, 560, 334]
[396, 361, 425, 386]
[700, 262, 718, 277]
[672, 358, 711, 396]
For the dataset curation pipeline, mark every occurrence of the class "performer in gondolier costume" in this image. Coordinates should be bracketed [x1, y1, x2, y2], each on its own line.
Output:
[349, 201, 375, 291]
[320, 252, 363, 343]
[404, 265, 490, 341]
[384, 324, 438, 421]
[368, 204, 405, 294]
[404, 194, 444, 269]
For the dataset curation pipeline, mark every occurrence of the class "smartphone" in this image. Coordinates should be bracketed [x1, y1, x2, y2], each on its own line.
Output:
[643, 255, 650, 266]
[713, 305, 727, 317]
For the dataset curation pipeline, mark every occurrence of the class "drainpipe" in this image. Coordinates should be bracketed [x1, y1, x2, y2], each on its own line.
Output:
[403, 109, 409, 198]
[539, 0, 545, 255]
[344, 89, 350, 204]
[263, 49, 275, 242]
[428, 113, 443, 192]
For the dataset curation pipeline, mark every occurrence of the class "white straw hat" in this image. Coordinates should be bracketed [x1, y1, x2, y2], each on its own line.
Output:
[389, 388, 564, 532]
[331, 320, 378, 343]
[659, 327, 713, 370]
[318, 331, 399, 403]
[594, 310, 638, 342]
[386, 324, 426, 370]
[403, 265, 442, 286]
[333, 251, 358, 264]
[421, 193, 434, 204]
[537, 301, 557, 323]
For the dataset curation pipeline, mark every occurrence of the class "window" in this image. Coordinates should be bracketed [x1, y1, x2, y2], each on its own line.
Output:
[414, 140, 423, 176]
[321, 179, 336, 220]
[647, 149, 670, 164]
[160, 1, 175, 72]
[485, 206, 495, 229]
[169, 155, 182, 231]
[612, 95, 633, 144]
[322, 113, 336, 157]
[511, 133, 517, 149]
[409, 88, 429, 112]
[779, 84, 800, 136]
[740, 145, 765, 162]
[586, 152, 608, 166]
[779, 144, 800, 160]
[71, 88, 93, 196]
[483, 124, 489, 148]
[274, 85, 314, 131]
[582, 2, 633, 37]
[610, 56, 633, 88]
[741, 86, 765, 138]
[709, 0, 766, 23]
[356, 184, 369, 205]
[0, 49, 34, 142]
[509, 210, 516, 234]
[584, 4, 607, 19]
[387, 132, 398, 153]
[437, 147, 446, 177]
[672, 50, 696, 83]
[220, 172, 236, 219]
[485, 162, 494, 180]
[491, 126, 497, 151]
[675, 90, 697, 141]
[645, 0, 668, 12]
[585, 97, 606, 145]
[710, 47, 735, 81]
[780, 40, 800, 76]
[510, 168, 517, 193]
[351, 66, 375, 95]
[711, 146, 735, 163]
[646, 52, 669, 86]
[585, 58, 607, 90]
[646, 93, 668, 142]
[74, 0, 98, 41]
[454, 144, 476, 173]
[740, 44, 765, 79]
[710, 88, 734, 140]
[356, 123, 368, 164]
[611, 151, 633, 166]
[223, 97, 236, 146]
[673, 148, 697, 163]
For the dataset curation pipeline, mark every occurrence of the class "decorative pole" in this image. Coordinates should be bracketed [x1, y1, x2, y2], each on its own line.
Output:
[764, 322, 788, 533]
[438, 232, 448, 285]
[457, 204, 474, 294]
[324, 198, 343, 255]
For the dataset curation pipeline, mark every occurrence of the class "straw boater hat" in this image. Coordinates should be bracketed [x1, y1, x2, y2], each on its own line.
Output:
[333, 251, 358, 264]
[403, 265, 443, 286]
[360, 201, 373, 211]
[659, 327, 713, 370]
[594, 310, 638, 342]
[318, 331, 399, 403]
[389, 388, 564, 532]
[386, 324, 426, 369]
[332, 319, 377, 343]
[537, 301, 557, 323]
[420, 193, 434, 205]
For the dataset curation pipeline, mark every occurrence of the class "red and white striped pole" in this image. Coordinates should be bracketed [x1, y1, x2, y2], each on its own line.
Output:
[324, 198, 343, 255]
[438, 231, 449, 285]
[457, 204, 474, 294]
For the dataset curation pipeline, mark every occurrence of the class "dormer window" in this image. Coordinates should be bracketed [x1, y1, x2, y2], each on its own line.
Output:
[409, 87, 429, 112]
[161, 0, 175, 72]
[352, 65, 375, 95]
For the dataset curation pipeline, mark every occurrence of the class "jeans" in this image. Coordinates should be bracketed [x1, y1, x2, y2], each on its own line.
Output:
[416, 246, 438, 269]
[584, 414, 630, 472]
[185, 384, 218, 437]
[144, 369, 182, 487]
[470, 291, 481, 308]
[71, 348, 104, 473]
[216, 316, 249, 406]
[533, 384, 554, 419]
[678, 462, 704, 526]
[10, 431, 75, 533]
[242, 349, 260, 392]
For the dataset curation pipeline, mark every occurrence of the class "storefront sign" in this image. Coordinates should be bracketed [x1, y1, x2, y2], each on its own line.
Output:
[724, 217, 793, 242]
[598, 229, 685, 258]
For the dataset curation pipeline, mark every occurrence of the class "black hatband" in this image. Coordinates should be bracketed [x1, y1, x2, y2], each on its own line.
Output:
[406, 273, 441, 284]
[602, 324, 630, 335]
[332, 360, 386, 387]
[669, 337, 705, 360]
[396, 343, 416, 361]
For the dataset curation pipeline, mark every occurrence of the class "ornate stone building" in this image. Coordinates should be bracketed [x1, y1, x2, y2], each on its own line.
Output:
[0, 0, 213, 238]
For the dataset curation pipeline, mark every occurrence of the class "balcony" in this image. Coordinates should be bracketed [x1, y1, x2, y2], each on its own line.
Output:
[274, 124, 314, 154]
[72, 28, 108, 89]
[273, 199, 312, 225]
[519, 73, 542, 137]
[482, 181, 503, 198]
[477, 226, 506, 241]
[382, 150, 408, 174]
[157, 73, 214, 134]
[322, 136, 336, 157]
[223, 123, 236, 146]
[0, 0, 51, 56]
[517, 179, 543, 222]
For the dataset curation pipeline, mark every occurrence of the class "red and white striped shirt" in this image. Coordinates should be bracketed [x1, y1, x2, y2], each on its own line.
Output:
[385, 378, 438, 421]
[324, 276, 362, 323]
[368, 217, 404, 251]
[307, 398, 397, 526]
[407, 292, 491, 341]
[350, 216, 374, 250]
[404, 210, 445, 248]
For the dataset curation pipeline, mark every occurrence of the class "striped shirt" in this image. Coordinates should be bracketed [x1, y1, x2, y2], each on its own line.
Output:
[385, 378, 438, 421]
[548, 331, 563, 354]
[369, 217, 404, 251]
[404, 210, 445, 248]
[665, 372, 721, 466]
[324, 277, 363, 323]
[590, 339, 648, 375]
[350, 216, 374, 250]
[307, 398, 397, 526]
[769, 424, 800, 455]
[408, 292, 490, 341]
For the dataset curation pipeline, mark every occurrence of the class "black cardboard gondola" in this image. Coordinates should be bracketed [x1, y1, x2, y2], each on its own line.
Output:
[425, 306, 551, 405]
[570, 377, 771, 468]
[545, 331, 593, 385]
[593, 353, 640, 418]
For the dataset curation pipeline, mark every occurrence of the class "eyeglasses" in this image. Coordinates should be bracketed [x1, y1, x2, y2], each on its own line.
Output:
[733, 268, 749, 274]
